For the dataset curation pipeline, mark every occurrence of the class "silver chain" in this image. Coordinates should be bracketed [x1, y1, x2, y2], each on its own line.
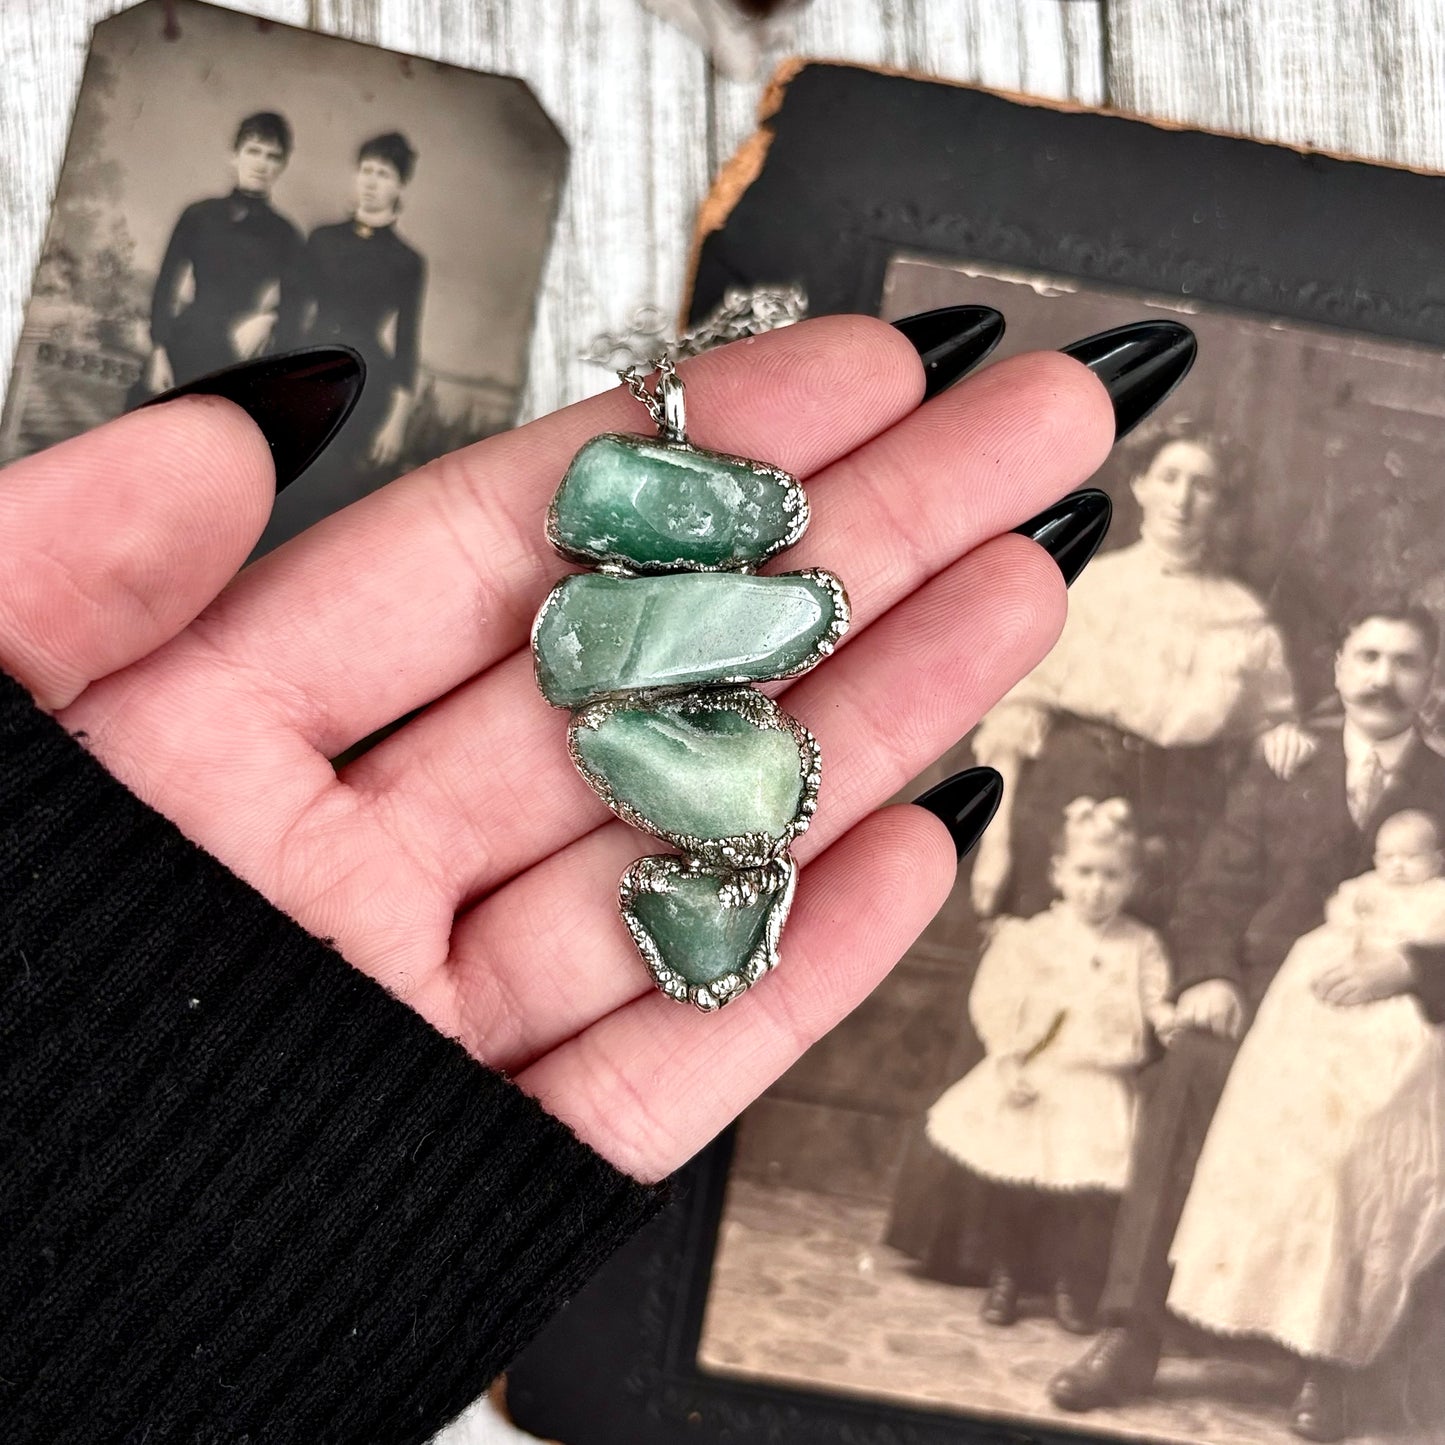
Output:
[583, 282, 808, 372]
[615, 355, 670, 427]
[589, 282, 808, 443]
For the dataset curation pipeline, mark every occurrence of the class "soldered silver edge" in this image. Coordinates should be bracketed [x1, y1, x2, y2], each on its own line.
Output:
[567, 686, 823, 868]
[544, 432, 811, 576]
[619, 854, 799, 1010]
[530, 568, 851, 709]
[528, 575, 573, 701]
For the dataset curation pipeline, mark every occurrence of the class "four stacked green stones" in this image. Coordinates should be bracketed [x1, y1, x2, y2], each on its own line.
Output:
[532, 426, 849, 1010]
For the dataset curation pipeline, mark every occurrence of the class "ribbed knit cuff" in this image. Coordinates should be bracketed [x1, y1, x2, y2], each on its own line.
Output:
[0, 668, 668, 1443]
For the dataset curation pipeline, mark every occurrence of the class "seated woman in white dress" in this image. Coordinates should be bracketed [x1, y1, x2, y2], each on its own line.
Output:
[1168, 809, 1445, 1441]
[925, 799, 1175, 1334]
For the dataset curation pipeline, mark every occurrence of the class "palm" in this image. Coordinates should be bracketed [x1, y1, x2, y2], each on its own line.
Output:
[3, 318, 1110, 1181]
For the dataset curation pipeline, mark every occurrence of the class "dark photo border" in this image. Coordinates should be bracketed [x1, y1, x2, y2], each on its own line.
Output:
[505, 64, 1445, 1445]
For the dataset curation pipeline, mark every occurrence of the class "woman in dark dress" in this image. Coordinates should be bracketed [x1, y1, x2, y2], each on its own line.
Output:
[258, 131, 426, 554]
[884, 418, 1310, 1299]
[144, 112, 301, 395]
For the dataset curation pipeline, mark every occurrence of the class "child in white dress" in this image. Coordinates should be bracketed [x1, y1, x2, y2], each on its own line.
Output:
[926, 797, 1174, 1332]
[1169, 809, 1445, 1404]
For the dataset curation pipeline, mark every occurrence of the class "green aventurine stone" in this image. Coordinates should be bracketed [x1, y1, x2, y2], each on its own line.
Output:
[571, 693, 814, 862]
[630, 872, 776, 986]
[533, 570, 845, 707]
[621, 855, 797, 1008]
[548, 433, 808, 570]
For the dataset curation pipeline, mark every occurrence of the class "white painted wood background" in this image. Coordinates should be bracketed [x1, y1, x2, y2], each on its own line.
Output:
[3, 0, 1444, 1439]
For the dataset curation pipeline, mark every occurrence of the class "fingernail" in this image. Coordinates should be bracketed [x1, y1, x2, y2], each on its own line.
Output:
[1013, 488, 1112, 587]
[1061, 320, 1196, 439]
[912, 766, 1003, 858]
[892, 306, 1005, 401]
[137, 345, 366, 492]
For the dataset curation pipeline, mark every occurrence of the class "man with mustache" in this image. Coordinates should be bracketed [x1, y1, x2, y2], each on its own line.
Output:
[1051, 599, 1445, 1440]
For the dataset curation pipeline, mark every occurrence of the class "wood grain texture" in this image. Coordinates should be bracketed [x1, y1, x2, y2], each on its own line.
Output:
[1106, 0, 1445, 170]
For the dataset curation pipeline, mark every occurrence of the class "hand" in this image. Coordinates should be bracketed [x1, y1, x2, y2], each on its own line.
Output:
[1151, 1003, 1181, 1047]
[369, 408, 408, 466]
[0, 317, 1113, 1183]
[1173, 979, 1246, 1040]
[229, 311, 276, 361]
[1260, 719, 1318, 781]
[145, 347, 174, 395]
[1312, 944, 1415, 1006]
[970, 826, 1013, 917]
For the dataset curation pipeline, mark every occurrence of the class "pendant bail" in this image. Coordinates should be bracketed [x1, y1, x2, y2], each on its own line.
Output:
[659, 367, 687, 443]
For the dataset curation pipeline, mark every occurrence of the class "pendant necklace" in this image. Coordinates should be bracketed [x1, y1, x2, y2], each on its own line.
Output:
[530, 290, 848, 1010]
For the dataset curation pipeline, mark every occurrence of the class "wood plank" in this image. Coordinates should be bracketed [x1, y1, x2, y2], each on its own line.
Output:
[312, 0, 712, 421]
[708, 0, 1106, 185]
[1106, 0, 1445, 172]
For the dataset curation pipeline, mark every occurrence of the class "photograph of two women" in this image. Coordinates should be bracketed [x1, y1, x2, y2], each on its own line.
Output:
[0, 0, 565, 556]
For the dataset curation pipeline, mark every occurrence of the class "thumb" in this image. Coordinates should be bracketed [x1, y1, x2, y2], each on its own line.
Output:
[0, 348, 361, 709]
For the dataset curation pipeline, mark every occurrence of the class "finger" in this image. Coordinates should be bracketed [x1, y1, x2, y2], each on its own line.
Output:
[0, 398, 273, 708]
[445, 535, 1063, 1070]
[345, 350, 1111, 901]
[774, 348, 1112, 585]
[153, 315, 924, 756]
[516, 803, 957, 1182]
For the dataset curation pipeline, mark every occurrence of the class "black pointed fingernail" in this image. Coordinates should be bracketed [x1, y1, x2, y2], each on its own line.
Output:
[1014, 488, 1112, 587]
[893, 306, 1005, 401]
[913, 766, 1004, 858]
[1061, 321, 1196, 439]
[137, 345, 366, 492]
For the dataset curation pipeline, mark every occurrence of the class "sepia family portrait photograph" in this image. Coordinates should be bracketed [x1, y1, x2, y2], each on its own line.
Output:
[697, 253, 1445, 1445]
[0, 0, 565, 555]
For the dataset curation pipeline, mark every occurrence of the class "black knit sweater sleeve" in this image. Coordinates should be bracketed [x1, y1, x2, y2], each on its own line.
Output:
[0, 667, 668, 1443]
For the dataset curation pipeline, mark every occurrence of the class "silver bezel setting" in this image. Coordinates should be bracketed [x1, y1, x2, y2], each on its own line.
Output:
[545, 432, 811, 576]
[530, 567, 851, 709]
[568, 687, 822, 869]
[619, 854, 798, 1011]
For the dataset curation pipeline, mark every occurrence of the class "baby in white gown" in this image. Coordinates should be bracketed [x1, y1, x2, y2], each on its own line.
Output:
[1316, 809, 1445, 966]
[1169, 809, 1445, 1369]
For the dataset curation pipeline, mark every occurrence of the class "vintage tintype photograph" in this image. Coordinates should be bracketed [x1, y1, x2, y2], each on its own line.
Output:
[0, 0, 565, 554]
[696, 253, 1445, 1445]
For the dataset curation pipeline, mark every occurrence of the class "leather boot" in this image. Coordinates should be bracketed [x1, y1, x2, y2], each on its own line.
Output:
[1048, 1325, 1160, 1411]
[1290, 1367, 1347, 1442]
[980, 1267, 1020, 1326]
